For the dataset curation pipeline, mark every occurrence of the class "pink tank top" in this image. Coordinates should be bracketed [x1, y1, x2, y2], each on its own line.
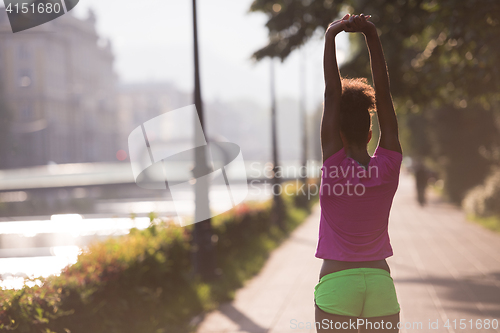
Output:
[315, 146, 402, 261]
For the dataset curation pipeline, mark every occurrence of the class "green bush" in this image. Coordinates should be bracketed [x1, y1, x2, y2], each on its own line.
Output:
[0, 184, 316, 333]
[463, 167, 500, 232]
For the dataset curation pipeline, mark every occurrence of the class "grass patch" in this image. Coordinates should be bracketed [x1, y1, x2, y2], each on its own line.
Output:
[467, 214, 500, 233]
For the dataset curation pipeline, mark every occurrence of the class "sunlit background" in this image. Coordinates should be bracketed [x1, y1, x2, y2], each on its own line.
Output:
[1, 1, 500, 331]
[0, 1, 348, 289]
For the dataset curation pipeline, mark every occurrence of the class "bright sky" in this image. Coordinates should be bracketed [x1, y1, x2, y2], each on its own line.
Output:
[73, 0, 349, 111]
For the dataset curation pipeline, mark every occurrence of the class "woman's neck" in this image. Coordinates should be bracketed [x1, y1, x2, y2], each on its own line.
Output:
[345, 145, 371, 166]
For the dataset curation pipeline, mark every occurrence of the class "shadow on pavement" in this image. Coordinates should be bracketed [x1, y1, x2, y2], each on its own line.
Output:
[394, 271, 500, 318]
[217, 303, 268, 333]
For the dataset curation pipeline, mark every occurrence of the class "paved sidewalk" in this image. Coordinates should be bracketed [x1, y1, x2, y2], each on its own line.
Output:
[197, 172, 500, 333]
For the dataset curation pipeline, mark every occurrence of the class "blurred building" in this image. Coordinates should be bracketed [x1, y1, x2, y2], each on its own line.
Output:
[0, 8, 119, 168]
[116, 82, 191, 147]
[205, 99, 271, 161]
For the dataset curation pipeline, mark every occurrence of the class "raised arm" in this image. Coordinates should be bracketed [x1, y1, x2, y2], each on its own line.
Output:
[345, 15, 402, 154]
[321, 15, 348, 163]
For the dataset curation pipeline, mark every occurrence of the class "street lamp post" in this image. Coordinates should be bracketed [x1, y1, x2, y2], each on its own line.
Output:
[270, 57, 284, 228]
[191, 0, 216, 280]
[300, 48, 308, 185]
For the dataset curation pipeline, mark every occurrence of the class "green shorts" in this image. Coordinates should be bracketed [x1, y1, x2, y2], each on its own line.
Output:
[314, 268, 400, 318]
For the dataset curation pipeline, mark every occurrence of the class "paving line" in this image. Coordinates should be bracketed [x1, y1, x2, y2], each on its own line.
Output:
[400, 206, 455, 333]
[416, 228, 500, 333]
[407, 208, 500, 333]
[429, 211, 500, 289]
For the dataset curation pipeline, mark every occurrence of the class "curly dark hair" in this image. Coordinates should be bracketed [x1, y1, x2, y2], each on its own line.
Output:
[340, 77, 376, 147]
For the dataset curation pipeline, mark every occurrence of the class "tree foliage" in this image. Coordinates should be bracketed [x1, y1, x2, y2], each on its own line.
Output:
[251, 0, 500, 202]
[251, 0, 500, 104]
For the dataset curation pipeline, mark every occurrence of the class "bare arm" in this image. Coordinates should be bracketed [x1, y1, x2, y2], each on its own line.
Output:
[321, 16, 348, 163]
[345, 15, 402, 154]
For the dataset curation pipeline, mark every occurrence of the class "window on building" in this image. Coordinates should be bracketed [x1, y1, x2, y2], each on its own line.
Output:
[18, 69, 32, 87]
[18, 45, 31, 60]
[20, 104, 33, 121]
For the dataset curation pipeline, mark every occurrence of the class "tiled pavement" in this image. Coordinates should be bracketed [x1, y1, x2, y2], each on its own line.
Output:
[196, 172, 500, 333]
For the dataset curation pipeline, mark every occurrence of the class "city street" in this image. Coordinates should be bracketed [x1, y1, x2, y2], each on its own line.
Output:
[196, 171, 500, 333]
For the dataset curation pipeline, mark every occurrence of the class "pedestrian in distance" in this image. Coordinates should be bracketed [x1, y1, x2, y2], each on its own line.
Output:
[414, 159, 430, 206]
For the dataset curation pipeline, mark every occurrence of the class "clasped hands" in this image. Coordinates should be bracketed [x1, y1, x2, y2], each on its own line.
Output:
[326, 13, 376, 37]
